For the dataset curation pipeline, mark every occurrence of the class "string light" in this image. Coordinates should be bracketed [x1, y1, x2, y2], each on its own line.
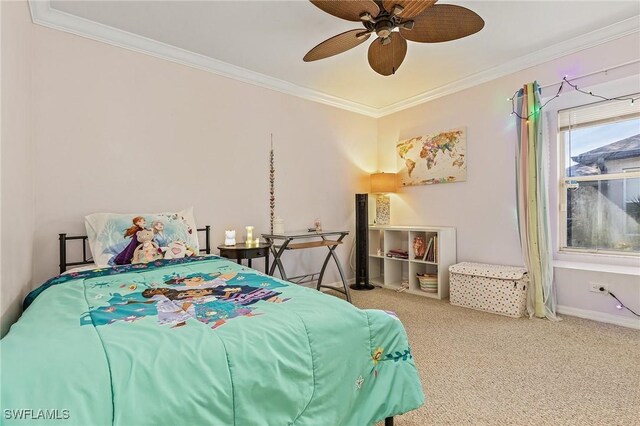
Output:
[563, 76, 640, 103]
[509, 80, 564, 120]
[509, 75, 640, 120]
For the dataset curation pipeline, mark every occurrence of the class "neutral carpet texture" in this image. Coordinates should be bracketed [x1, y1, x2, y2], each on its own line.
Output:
[341, 288, 640, 426]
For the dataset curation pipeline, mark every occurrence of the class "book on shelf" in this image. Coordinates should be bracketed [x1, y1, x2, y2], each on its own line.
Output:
[423, 235, 438, 262]
[386, 249, 409, 259]
[422, 238, 433, 262]
[434, 235, 438, 263]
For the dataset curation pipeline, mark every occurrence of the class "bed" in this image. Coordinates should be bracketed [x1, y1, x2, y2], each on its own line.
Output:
[0, 227, 424, 425]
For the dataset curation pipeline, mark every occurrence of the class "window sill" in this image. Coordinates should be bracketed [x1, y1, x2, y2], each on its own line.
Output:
[559, 247, 639, 258]
[553, 260, 640, 276]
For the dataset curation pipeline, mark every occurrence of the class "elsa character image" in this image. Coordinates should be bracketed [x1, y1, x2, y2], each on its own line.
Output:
[151, 220, 170, 247]
[113, 216, 146, 265]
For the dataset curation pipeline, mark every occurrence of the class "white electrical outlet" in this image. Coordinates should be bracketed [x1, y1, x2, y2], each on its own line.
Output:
[590, 282, 609, 293]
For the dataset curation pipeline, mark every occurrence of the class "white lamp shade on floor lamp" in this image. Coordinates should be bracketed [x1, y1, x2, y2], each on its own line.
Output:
[370, 172, 397, 225]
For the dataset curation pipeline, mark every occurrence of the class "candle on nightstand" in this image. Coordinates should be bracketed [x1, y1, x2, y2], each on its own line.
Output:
[254, 238, 260, 246]
[246, 226, 254, 246]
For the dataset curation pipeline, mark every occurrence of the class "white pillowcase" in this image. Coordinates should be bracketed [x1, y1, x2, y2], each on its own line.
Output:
[62, 264, 101, 275]
[85, 208, 199, 267]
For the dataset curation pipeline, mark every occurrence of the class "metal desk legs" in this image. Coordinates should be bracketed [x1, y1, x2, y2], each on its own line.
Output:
[266, 237, 289, 280]
[316, 234, 351, 303]
[265, 233, 351, 304]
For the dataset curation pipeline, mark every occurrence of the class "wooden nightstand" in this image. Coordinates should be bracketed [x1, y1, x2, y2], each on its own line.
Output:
[217, 242, 272, 272]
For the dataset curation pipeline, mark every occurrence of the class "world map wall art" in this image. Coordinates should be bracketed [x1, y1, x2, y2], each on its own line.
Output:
[396, 127, 467, 186]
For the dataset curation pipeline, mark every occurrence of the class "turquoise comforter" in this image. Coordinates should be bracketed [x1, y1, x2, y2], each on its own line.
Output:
[1, 257, 424, 425]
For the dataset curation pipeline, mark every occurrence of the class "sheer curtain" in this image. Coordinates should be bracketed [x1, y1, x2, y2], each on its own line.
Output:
[515, 82, 558, 320]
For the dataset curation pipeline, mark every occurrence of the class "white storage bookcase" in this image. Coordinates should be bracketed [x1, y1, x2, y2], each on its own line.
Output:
[368, 225, 457, 299]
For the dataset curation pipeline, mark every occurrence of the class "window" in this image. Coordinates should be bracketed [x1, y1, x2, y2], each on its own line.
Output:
[558, 97, 640, 255]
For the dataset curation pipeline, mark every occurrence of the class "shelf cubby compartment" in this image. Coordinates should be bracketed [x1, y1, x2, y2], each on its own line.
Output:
[410, 262, 439, 298]
[408, 230, 439, 263]
[369, 228, 384, 257]
[369, 257, 384, 286]
[383, 256, 406, 288]
[384, 230, 408, 259]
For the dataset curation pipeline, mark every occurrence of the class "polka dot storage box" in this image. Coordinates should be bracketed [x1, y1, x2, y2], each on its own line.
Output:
[449, 262, 528, 318]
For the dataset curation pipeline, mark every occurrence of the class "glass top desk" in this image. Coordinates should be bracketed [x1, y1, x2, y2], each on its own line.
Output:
[261, 230, 351, 303]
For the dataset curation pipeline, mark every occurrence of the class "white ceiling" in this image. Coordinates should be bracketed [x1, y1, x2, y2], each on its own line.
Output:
[44, 0, 640, 114]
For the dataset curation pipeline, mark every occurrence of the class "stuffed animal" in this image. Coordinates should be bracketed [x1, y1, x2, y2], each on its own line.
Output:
[163, 240, 191, 259]
[132, 229, 163, 264]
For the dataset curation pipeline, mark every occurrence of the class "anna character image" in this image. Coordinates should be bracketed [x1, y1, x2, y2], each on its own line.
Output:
[113, 216, 147, 265]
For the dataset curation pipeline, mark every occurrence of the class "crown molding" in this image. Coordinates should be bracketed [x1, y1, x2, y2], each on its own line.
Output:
[376, 15, 640, 117]
[27, 0, 381, 117]
[29, 1, 639, 118]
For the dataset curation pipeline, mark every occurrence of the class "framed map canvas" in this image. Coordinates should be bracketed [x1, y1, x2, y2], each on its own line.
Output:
[396, 127, 467, 186]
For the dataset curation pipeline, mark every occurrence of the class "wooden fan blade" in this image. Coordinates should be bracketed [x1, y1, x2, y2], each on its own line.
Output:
[368, 33, 407, 76]
[304, 29, 371, 62]
[310, 0, 380, 22]
[400, 4, 484, 43]
[383, 0, 437, 19]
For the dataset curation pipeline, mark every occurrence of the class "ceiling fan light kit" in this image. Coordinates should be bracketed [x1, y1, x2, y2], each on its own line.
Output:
[305, 0, 484, 76]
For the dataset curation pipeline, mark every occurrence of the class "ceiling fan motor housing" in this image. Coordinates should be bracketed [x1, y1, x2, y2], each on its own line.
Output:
[375, 19, 394, 38]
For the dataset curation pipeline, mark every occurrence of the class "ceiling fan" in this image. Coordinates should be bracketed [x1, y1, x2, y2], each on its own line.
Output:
[303, 0, 484, 76]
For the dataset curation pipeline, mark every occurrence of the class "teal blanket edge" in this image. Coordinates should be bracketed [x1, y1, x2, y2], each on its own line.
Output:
[23, 255, 219, 310]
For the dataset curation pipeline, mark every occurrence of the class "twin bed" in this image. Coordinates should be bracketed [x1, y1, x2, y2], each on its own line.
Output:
[1, 225, 424, 425]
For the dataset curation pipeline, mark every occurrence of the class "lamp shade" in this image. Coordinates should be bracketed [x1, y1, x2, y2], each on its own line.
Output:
[370, 172, 397, 194]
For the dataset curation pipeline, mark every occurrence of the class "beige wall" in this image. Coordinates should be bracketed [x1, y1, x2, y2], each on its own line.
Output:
[1, 1, 377, 336]
[1, 1, 35, 337]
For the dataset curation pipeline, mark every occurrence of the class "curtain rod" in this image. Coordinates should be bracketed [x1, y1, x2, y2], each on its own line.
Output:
[539, 59, 640, 90]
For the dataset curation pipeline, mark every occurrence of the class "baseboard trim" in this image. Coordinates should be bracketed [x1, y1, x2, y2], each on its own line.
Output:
[319, 278, 356, 292]
[557, 305, 640, 329]
[304, 283, 640, 329]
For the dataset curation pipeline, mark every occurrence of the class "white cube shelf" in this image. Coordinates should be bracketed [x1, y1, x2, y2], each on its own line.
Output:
[368, 225, 457, 299]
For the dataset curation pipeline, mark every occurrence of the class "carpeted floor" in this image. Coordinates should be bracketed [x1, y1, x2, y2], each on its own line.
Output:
[344, 288, 640, 426]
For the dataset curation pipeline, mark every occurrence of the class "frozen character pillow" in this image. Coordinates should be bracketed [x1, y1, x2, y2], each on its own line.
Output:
[85, 208, 199, 267]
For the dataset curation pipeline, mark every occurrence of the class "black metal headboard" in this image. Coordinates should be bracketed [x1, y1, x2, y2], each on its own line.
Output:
[59, 226, 211, 274]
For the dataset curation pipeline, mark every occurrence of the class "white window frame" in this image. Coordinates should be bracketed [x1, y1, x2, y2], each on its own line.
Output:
[557, 112, 640, 257]
[623, 167, 640, 236]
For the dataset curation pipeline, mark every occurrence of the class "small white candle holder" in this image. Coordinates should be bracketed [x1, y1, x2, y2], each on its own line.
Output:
[245, 226, 254, 246]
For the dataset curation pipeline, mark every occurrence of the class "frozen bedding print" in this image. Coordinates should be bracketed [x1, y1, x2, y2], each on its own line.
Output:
[1, 257, 424, 426]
